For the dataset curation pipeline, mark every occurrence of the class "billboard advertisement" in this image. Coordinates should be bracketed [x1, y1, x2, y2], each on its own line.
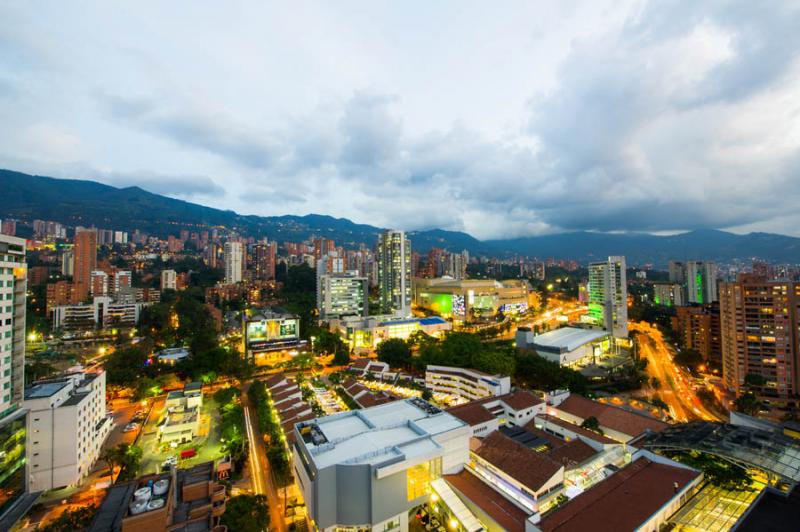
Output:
[246, 318, 299, 348]
[420, 292, 454, 316]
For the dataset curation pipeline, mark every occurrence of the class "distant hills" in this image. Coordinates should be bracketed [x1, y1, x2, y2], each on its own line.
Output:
[3, 168, 800, 266]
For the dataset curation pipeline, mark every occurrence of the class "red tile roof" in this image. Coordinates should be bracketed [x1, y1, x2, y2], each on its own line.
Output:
[546, 439, 597, 467]
[349, 358, 371, 370]
[444, 471, 528, 532]
[556, 395, 668, 440]
[501, 390, 543, 410]
[475, 431, 563, 493]
[447, 402, 496, 426]
[533, 415, 617, 445]
[264, 373, 289, 390]
[537, 458, 700, 532]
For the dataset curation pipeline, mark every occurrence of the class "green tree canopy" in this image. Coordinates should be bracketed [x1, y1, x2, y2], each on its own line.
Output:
[221, 494, 270, 532]
[376, 338, 412, 368]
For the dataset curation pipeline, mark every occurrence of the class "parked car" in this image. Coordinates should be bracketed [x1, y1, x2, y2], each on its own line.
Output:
[123, 422, 139, 433]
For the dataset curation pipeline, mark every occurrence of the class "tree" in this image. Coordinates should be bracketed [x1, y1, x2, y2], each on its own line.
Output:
[734, 391, 763, 416]
[421, 388, 433, 401]
[651, 396, 669, 418]
[376, 338, 412, 368]
[221, 494, 270, 532]
[40, 506, 97, 532]
[650, 376, 661, 390]
[580, 416, 604, 435]
[103, 443, 143, 482]
[673, 348, 703, 369]
[744, 373, 767, 387]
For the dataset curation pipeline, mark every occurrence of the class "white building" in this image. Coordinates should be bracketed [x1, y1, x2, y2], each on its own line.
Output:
[653, 282, 684, 307]
[317, 271, 369, 320]
[0, 234, 26, 411]
[224, 241, 243, 284]
[425, 365, 511, 402]
[519, 326, 610, 367]
[588, 255, 628, 338]
[112, 270, 132, 294]
[377, 230, 411, 316]
[161, 269, 177, 290]
[24, 371, 112, 491]
[90, 270, 108, 296]
[52, 297, 148, 331]
[292, 398, 470, 532]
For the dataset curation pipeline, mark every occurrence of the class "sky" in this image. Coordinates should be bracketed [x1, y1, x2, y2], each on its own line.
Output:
[1, 1, 799, 240]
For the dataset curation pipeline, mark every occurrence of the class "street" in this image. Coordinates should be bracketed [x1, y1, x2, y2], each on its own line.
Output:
[242, 385, 287, 532]
[631, 321, 722, 422]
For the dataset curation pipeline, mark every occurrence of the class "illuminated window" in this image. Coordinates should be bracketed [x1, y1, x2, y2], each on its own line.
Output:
[407, 458, 441, 501]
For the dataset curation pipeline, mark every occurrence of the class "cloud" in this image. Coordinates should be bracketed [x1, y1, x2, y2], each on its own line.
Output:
[2, 1, 800, 240]
[100, 170, 226, 198]
[100, 93, 280, 169]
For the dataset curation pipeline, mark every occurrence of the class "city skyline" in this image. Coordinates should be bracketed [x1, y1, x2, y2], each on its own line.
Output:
[2, 2, 800, 239]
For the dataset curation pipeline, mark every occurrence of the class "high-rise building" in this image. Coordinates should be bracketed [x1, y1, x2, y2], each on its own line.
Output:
[653, 283, 684, 306]
[73, 229, 97, 303]
[588, 256, 628, 338]
[112, 270, 132, 294]
[254, 241, 277, 280]
[0, 219, 17, 236]
[90, 270, 109, 296]
[673, 304, 721, 366]
[317, 271, 369, 320]
[377, 230, 411, 316]
[0, 235, 30, 526]
[224, 241, 243, 284]
[161, 269, 177, 290]
[720, 275, 800, 405]
[669, 260, 718, 304]
[61, 250, 74, 277]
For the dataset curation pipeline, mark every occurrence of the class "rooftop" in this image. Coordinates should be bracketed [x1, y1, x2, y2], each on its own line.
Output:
[537, 457, 700, 532]
[474, 431, 563, 493]
[555, 394, 668, 440]
[25, 381, 69, 399]
[530, 327, 608, 353]
[444, 471, 528, 532]
[297, 398, 465, 470]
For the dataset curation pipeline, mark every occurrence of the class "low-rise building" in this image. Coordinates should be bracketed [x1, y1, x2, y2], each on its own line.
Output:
[547, 393, 668, 443]
[334, 315, 451, 353]
[413, 278, 530, 320]
[517, 327, 611, 367]
[160, 383, 203, 444]
[292, 398, 470, 531]
[425, 365, 511, 402]
[156, 347, 190, 365]
[51, 296, 148, 331]
[24, 370, 112, 491]
[446, 391, 546, 438]
[88, 461, 226, 532]
[242, 310, 305, 366]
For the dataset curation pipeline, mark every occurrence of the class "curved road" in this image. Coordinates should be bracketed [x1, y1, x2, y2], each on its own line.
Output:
[631, 321, 721, 422]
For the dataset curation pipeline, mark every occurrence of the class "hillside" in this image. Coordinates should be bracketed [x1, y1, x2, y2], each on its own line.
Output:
[3, 168, 800, 265]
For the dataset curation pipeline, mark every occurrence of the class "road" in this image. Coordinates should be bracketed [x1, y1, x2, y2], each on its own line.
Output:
[242, 385, 287, 532]
[631, 321, 721, 422]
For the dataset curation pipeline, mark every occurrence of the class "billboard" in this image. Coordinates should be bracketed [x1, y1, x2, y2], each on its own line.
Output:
[421, 293, 454, 316]
[246, 317, 299, 348]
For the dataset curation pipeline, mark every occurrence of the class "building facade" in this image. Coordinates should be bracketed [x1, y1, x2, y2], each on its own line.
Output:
[223, 241, 243, 284]
[0, 235, 29, 526]
[653, 283, 684, 307]
[24, 371, 112, 491]
[669, 260, 718, 304]
[673, 304, 721, 366]
[425, 366, 511, 402]
[588, 256, 628, 338]
[73, 229, 97, 303]
[160, 269, 177, 290]
[317, 271, 369, 320]
[377, 230, 412, 316]
[720, 275, 800, 405]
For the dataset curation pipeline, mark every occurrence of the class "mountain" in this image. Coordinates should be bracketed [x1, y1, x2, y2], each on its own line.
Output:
[0, 169, 486, 253]
[3, 168, 800, 265]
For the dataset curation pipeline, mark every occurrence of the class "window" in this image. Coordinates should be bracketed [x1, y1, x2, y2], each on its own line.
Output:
[406, 458, 441, 501]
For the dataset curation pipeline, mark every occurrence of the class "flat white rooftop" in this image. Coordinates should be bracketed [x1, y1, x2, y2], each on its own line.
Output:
[531, 326, 608, 352]
[300, 398, 465, 470]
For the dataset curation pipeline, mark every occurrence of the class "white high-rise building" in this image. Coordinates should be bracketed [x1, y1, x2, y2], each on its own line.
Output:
[224, 241, 243, 284]
[161, 269, 177, 290]
[588, 255, 628, 338]
[377, 230, 411, 316]
[24, 370, 112, 491]
[0, 235, 27, 413]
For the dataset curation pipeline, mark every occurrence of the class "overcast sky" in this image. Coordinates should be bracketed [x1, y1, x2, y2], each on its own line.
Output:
[1, 1, 799, 240]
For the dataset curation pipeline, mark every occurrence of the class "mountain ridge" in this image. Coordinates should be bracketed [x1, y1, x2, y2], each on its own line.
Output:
[2, 168, 799, 266]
